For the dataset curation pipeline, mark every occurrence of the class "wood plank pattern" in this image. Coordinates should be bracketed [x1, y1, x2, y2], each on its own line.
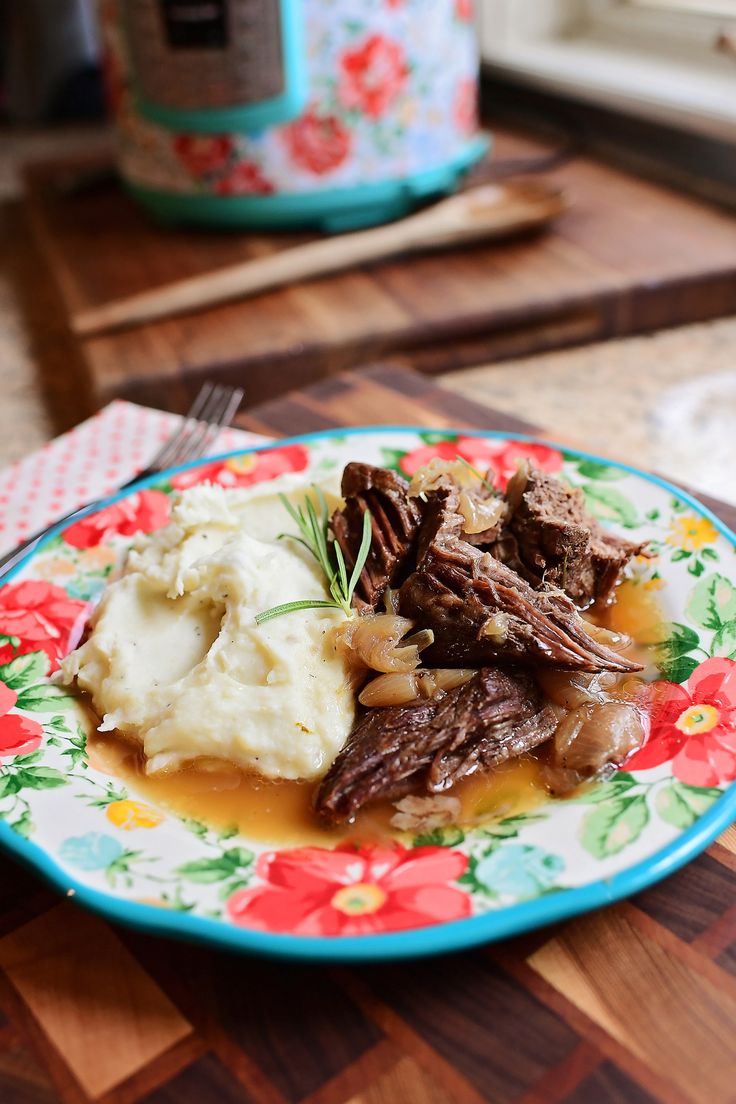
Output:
[527, 909, 736, 1104]
[0, 906, 192, 1098]
[0, 364, 733, 1104]
[23, 127, 736, 412]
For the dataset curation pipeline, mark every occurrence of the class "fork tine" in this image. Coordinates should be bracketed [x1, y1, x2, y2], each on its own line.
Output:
[170, 384, 228, 466]
[167, 384, 244, 467]
[192, 387, 245, 460]
[158, 383, 227, 469]
[145, 382, 215, 471]
[218, 387, 245, 435]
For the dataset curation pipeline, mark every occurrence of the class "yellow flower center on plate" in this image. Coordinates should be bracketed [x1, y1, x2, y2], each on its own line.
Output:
[225, 454, 257, 475]
[331, 882, 387, 916]
[676, 703, 720, 736]
[666, 515, 718, 552]
[106, 800, 166, 830]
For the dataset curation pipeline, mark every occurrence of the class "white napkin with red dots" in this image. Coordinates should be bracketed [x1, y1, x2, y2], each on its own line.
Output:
[0, 400, 270, 555]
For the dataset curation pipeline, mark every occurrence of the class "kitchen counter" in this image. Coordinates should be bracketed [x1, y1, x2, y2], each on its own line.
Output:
[441, 315, 736, 507]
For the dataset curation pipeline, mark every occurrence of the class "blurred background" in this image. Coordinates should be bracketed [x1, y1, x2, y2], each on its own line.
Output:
[0, 0, 735, 497]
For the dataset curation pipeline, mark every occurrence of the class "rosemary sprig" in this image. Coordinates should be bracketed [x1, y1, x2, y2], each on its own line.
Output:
[255, 489, 372, 625]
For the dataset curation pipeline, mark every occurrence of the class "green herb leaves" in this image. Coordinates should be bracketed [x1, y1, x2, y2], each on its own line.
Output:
[255, 489, 372, 625]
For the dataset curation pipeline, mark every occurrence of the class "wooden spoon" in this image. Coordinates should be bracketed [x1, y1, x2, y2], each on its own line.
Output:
[72, 179, 566, 337]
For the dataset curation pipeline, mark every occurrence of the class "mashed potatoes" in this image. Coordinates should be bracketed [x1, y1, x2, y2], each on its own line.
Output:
[61, 482, 355, 778]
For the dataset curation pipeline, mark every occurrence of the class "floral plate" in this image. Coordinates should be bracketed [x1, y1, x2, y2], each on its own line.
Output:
[1, 427, 735, 962]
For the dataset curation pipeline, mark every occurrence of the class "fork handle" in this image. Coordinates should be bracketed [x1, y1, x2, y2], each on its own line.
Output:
[0, 471, 148, 583]
[0, 499, 108, 582]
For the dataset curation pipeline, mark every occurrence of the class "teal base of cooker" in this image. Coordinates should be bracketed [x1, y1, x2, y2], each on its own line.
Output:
[125, 137, 490, 232]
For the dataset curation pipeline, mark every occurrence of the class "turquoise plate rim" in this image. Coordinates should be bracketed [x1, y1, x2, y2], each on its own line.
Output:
[2, 424, 735, 962]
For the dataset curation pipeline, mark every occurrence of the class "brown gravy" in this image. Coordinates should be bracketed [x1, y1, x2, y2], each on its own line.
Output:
[86, 578, 661, 847]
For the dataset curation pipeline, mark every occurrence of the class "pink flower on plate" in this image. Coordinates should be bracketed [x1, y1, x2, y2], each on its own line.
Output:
[339, 34, 409, 119]
[171, 444, 309, 491]
[398, 436, 563, 492]
[0, 581, 88, 672]
[215, 161, 274, 196]
[227, 843, 470, 936]
[281, 108, 352, 176]
[627, 658, 736, 787]
[0, 681, 43, 759]
[62, 490, 170, 550]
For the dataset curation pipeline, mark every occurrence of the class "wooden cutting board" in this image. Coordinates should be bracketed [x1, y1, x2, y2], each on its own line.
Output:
[24, 127, 736, 413]
[0, 365, 733, 1104]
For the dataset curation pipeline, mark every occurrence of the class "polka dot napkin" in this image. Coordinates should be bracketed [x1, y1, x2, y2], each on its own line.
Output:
[0, 400, 270, 554]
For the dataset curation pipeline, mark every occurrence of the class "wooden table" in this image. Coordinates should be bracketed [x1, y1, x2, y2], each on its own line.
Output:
[0, 365, 734, 1104]
[24, 127, 736, 412]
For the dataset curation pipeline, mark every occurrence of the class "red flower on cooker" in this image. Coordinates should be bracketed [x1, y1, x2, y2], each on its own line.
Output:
[453, 77, 477, 135]
[215, 161, 274, 196]
[171, 443, 309, 491]
[627, 658, 736, 787]
[62, 490, 170, 550]
[173, 135, 233, 178]
[0, 682, 43, 759]
[398, 436, 563, 491]
[339, 34, 409, 119]
[281, 108, 352, 175]
[100, 46, 126, 116]
[0, 582, 88, 672]
[227, 842, 470, 935]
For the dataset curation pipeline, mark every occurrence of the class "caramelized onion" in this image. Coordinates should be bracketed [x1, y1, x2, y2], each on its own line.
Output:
[553, 701, 645, 775]
[480, 612, 510, 642]
[504, 459, 529, 512]
[581, 620, 632, 651]
[408, 458, 479, 497]
[359, 668, 475, 707]
[536, 669, 618, 710]
[334, 614, 434, 673]
[382, 587, 400, 615]
[457, 490, 506, 535]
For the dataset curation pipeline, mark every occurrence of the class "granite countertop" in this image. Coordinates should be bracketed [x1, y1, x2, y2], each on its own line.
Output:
[441, 317, 736, 507]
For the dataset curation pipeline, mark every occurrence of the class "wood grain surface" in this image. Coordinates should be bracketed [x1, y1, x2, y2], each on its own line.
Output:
[0, 364, 734, 1104]
[23, 128, 736, 412]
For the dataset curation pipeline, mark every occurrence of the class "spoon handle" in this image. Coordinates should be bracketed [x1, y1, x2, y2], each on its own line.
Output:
[72, 181, 565, 338]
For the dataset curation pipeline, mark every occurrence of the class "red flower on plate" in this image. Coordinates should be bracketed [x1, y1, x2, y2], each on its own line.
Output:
[281, 107, 352, 176]
[487, 441, 564, 491]
[627, 658, 736, 787]
[398, 436, 563, 492]
[215, 160, 274, 196]
[173, 135, 233, 178]
[171, 444, 309, 491]
[227, 842, 470, 936]
[0, 581, 88, 672]
[339, 34, 409, 119]
[453, 77, 478, 135]
[0, 681, 42, 759]
[62, 490, 170, 550]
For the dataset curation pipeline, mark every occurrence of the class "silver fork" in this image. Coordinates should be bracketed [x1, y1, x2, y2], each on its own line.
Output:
[0, 382, 244, 582]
